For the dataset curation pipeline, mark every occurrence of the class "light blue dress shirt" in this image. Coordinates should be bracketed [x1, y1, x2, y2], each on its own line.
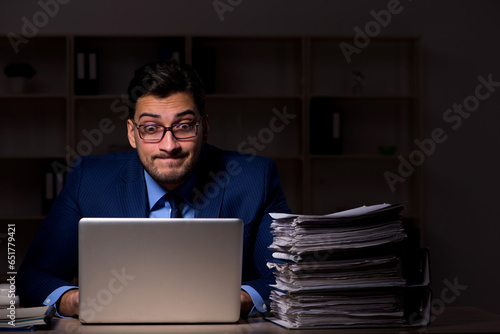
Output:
[145, 171, 194, 219]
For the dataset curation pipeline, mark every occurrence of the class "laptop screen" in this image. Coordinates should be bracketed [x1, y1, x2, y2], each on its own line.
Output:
[78, 218, 243, 323]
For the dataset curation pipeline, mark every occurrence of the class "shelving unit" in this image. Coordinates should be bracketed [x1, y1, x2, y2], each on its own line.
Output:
[306, 37, 422, 225]
[190, 36, 307, 214]
[0, 36, 70, 276]
[0, 35, 423, 274]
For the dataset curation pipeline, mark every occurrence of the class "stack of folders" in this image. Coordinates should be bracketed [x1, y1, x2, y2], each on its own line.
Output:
[266, 203, 431, 329]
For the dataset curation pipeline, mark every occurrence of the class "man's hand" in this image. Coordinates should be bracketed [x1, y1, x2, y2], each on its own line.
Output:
[59, 289, 79, 317]
[240, 290, 253, 316]
[61, 289, 252, 317]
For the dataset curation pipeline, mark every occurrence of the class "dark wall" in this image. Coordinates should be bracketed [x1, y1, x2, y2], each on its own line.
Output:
[1, 0, 499, 314]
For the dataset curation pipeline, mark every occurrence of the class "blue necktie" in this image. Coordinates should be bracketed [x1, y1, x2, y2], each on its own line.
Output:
[165, 193, 182, 218]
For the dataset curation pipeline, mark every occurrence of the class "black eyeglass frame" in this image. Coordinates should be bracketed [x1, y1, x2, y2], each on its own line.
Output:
[132, 118, 203, 142]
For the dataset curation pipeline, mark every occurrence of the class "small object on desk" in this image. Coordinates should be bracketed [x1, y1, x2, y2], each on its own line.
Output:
[44, 304, 56, 325]
[0, 284, 19, 307]
[0, 304, 51, 329]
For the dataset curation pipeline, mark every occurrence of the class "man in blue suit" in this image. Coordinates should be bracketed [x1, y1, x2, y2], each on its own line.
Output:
[17, 60, 290, 317]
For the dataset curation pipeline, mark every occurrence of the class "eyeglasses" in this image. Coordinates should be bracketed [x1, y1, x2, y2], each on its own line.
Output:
[132, 120, 201, 142]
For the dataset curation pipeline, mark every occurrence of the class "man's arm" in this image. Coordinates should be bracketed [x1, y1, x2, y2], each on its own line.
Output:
[59, 289, 79, 317]
[240, 158, 291, 312]
[240, 290, 253, 315]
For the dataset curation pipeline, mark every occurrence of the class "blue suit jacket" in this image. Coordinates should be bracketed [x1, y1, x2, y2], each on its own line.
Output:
[17, 144, 290, 307]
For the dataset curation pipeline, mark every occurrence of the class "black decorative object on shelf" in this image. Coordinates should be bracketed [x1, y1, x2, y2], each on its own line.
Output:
[4, 63, 36, 94]
[310, 98, 343, 155]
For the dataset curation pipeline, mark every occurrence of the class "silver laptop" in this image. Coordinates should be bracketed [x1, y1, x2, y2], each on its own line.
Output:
[78, 218, 243, 324]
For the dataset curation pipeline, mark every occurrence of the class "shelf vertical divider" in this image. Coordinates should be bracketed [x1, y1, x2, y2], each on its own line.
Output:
[303, 36, 312, 214]
[414, 37, 424, 246]
[184, 35, 193, 65]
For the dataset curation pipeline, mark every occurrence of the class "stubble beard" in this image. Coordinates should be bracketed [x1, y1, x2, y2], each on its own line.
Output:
[144, 150, 200, 187]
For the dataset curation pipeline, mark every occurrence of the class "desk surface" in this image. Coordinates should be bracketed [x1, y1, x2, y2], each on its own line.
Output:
[35, 306, 500, 334]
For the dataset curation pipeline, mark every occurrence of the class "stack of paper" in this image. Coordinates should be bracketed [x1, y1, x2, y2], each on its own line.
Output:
[0, 286, 52, 330]
[0, 305, 50, 329]
[266, 203, 431, 329]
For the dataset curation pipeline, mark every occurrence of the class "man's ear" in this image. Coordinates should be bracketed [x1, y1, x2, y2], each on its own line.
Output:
[127, 119, 137, 149]
[202, 114, 209, 143]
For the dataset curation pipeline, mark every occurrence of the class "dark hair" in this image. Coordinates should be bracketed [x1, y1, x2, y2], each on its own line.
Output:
[127, 60, 206, 120]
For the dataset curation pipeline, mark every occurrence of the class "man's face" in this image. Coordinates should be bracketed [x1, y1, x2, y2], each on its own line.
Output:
[127, 93, 209, 190]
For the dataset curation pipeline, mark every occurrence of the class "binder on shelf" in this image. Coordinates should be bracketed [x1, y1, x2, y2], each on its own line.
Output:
[265, 203, 431, 329]
[41, 161, 66, 215]
[192, 46, 216, 94]
[159, 48, 182, 63]
[309, 98, 342, 155]
[74, 49, 99, 95]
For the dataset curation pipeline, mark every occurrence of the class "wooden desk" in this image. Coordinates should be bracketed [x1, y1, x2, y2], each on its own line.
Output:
[35, 306, 500, 333]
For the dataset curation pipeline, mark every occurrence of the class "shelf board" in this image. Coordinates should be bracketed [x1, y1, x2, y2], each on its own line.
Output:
[226, 154, 303, 161]
[310, 36, 421, 42]
[0, 156, 66, 160]
[402, 214, 420, 220]
[0, 94, 67, 99]
[309, 154, 400, 160]
[74, 94, 123, 100]
[310, 94, 418, 100]
[74, 94, 304, 100]
[0, 216, 45, 221]
[265, 155, 304, 161]
[206, 94, 303, 100]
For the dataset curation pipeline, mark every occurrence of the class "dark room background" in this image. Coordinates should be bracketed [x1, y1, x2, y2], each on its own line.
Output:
[0, 0, 499, 315]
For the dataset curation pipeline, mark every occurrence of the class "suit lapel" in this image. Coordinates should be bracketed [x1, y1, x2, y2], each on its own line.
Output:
[193, 181, 225, 218]
[193, 145, 226, 218]
[116, 152, 149, 218]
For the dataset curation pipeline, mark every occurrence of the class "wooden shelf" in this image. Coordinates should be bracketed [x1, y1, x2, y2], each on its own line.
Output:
[310, 94, 419, 100]
[309, 154, 401, 160]
[0, 216, 45, 221]
[73, 94, 123, 100]
[206, 94, 303, 100]
[0, 94, 67, 99]
[0, 156, 66, 160]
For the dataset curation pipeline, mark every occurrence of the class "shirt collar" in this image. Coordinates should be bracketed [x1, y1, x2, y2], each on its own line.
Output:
[144, 168, 198, 211]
